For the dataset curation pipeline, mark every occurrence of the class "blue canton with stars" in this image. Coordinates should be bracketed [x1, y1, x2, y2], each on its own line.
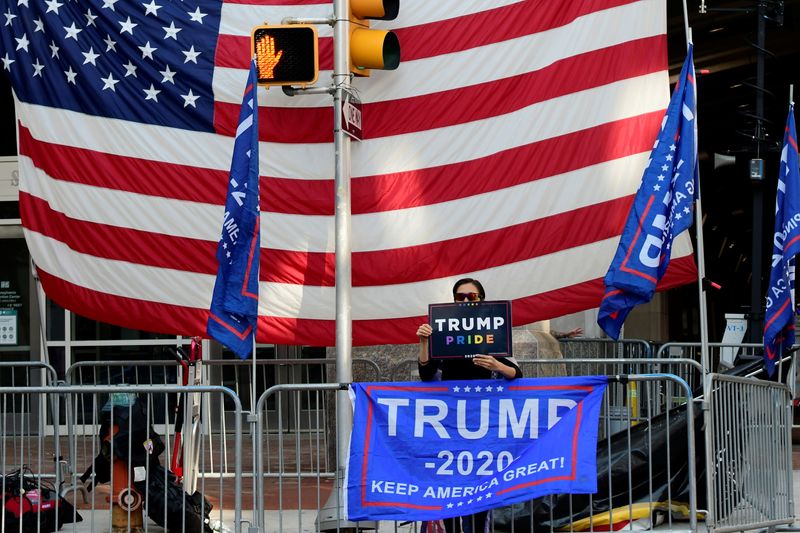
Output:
[598, 45, 698, 340]
[347, 376, 607, 522]
[1, 0, 221, 131]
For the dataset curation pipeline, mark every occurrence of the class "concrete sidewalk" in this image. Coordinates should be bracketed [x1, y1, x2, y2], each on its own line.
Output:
[56, 465, 800, 532]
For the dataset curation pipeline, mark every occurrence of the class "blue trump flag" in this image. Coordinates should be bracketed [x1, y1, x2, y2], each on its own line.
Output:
[597, 45, 698, 339]
[764, 104, 800, 376]
[206, 59, 260, 359]
[346, 376, 607, 522]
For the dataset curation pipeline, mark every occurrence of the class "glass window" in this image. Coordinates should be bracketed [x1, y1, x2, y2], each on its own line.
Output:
[0, 74, 15, 156]
[0, 201, 20, 219]
[46, 298, 65, 341]
[73, 313, 178, 341]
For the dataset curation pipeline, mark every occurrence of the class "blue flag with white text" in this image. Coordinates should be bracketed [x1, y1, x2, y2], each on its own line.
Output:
[764, 104, 800, 376]
[597, 45, 698, 339]
[346, 376, 607, 522]
[206, 59, 260, 359]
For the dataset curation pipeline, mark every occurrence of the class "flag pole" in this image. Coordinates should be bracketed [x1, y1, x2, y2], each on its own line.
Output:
[252, 333, 257, 417]
[683, 21, 711, 377]
[789, 84, 795, 395]
[694, 131, 712, 378]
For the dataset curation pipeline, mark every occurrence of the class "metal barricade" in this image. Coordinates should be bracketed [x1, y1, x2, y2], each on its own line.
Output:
[62, 357, 382, 480]
[518, 358, 703, 430]
[1, 384, 243, 533]
[199, 358, 380, 483]
[250, 375, 697, 533]
[0, 360, 58, 387]
[705, 374, 794, 533]
[253, 383, 344, 533]
[387, 357, 702, 429]
[655, 342, 764, 373]
[495, 374, 698, 533]
[202, 357, 381, 413]
[65, 359, 181, 387]
[559, 338, 653, 359]
[0, 361, 61, 498]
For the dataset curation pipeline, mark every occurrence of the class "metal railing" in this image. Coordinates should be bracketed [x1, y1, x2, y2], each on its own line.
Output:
[705, 374, 794, 533]
[559, 338, 653, 359]
[1, 349, 796, 533]
[1, 384, 243, 533]
[655, 342, 764, 373]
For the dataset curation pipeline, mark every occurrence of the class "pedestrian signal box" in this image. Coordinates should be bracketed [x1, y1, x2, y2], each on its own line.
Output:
[251, 25, 319, 87]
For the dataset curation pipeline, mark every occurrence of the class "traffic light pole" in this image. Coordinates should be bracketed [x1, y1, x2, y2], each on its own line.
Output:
[332, 0, 355, 527]
[276, 2, 397, 527]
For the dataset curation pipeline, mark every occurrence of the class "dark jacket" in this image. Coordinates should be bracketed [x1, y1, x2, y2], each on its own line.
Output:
[419, 356, 522, 381]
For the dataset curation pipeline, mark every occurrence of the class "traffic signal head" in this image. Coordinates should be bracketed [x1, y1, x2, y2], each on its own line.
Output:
[350, 0, 400, 76]
[251, 25, 319, 87]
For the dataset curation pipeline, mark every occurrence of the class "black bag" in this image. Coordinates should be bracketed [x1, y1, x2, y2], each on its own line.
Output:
[136, 464, 212, 533]
[1, 467, 82, 533]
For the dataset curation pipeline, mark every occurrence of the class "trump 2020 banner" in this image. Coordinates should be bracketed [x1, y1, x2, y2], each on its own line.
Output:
[346, 376, 607, 521]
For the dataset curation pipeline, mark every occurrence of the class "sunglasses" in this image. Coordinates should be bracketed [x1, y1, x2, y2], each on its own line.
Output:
[454, 292, 480, 302]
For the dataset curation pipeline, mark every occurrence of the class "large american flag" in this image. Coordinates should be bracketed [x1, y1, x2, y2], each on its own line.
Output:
[0, 0, 696, 346]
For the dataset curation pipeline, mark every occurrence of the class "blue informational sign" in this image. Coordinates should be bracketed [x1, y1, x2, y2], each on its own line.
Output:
[346, 376, 607, 522]
[428, 300, 512, 358]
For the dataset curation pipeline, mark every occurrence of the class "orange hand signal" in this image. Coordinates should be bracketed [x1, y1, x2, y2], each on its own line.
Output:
[256, 35, 283, 79]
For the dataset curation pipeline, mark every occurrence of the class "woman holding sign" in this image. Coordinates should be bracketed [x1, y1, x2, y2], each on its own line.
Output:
[416, 278, 522, 533]
[417, 278, 522, 382]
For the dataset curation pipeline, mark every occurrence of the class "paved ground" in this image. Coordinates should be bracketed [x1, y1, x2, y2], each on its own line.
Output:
[7, 437, 800, 531]
[55, 469, 800, 532]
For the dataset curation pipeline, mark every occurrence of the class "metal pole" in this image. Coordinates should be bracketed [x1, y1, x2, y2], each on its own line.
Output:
[695, 144, 712, 378]
[333, 0, 354, 525]
[749, 1, 767, 342]
[682, 23, 715, 530]
[681, 28, 711, 378]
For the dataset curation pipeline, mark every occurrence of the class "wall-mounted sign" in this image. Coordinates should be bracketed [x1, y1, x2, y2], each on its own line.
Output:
[0, 309, 18, 345]
[0, 156, 19, 203]
[428, 300, 512, 359]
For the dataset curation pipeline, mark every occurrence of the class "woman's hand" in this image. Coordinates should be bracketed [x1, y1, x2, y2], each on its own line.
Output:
[553, 327, 584, 339]
[473, 355, 516, 378]
[417, 323, 433, 365]
[416, 323, 432, 340]
[472, 355, 501, 371]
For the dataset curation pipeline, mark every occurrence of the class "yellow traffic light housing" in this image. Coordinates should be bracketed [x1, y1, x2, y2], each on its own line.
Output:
[251, 25, 319, 87]
[350, 0, 400, 76]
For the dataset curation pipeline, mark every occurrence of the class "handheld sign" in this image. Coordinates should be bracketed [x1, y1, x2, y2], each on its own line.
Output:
[428, 300, 512, 358]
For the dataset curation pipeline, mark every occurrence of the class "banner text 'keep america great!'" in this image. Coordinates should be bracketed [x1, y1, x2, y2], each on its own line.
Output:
[346, 376, 607, 521]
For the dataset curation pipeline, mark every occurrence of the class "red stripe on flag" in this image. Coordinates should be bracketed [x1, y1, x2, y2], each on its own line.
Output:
[18, 126, 228, 205]
[215, 0, 643, 70]
[347, 112, 665, 215]
[263, 112, 664, 215]
[224, 0, 326, 4]
[20, 111, 663, 216]
[19, 192, 218, 274]
[213, 37, 667, 141]
[36, 267, 209, 338]
[21, 188, 632, 287]
[35, 253, 696, 347]
[267, 197, 637, 286]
